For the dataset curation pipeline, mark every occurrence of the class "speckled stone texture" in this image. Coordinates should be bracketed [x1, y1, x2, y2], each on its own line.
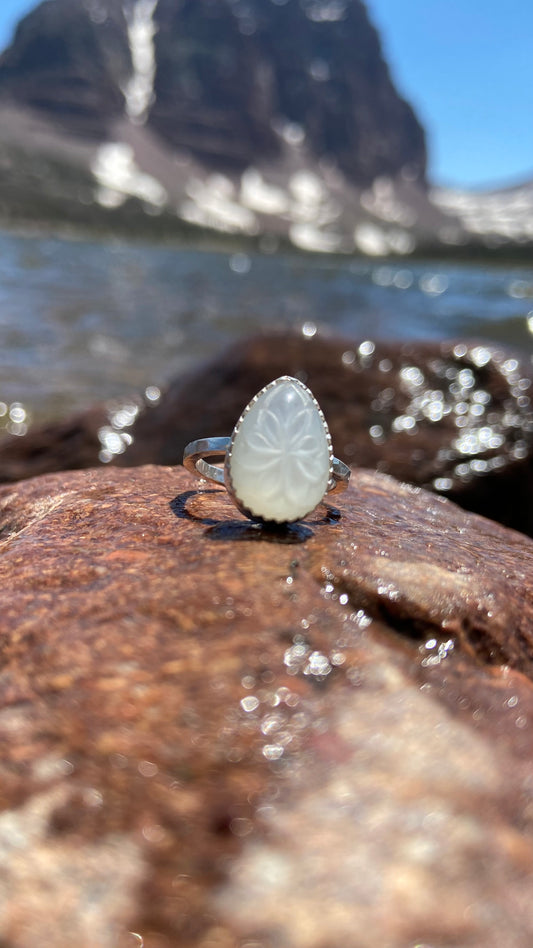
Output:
[1, 331, 532, 535]
[2, 464, 533, 946]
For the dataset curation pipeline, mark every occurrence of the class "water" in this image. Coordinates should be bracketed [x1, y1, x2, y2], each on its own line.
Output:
[0, 228, 532, 433]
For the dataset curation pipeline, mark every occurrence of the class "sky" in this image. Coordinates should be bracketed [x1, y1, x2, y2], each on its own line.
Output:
[0, 0, 36, 51]
[0, 0, 531, 190]
[366, 0, 533, 189]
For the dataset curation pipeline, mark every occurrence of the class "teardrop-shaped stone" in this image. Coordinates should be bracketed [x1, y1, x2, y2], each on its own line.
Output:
[227, 377, 331, 523]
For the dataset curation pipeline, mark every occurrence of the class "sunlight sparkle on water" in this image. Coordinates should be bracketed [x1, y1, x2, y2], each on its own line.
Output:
[0, 400, 30, 436]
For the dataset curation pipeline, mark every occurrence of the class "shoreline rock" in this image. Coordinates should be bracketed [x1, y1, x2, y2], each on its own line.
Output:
[1, 463, 533, 945]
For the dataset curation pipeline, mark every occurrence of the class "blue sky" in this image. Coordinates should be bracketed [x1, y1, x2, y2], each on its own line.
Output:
[366, 0, 533, 188]
[0, 0, 531, 189]
[0, 1, 36, 51]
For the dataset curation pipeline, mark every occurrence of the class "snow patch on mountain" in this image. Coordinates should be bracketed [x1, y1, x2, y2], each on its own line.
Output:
[432, 182, 533, 242]
[91, 142, 167, 208]
[122, 0, 158, 124]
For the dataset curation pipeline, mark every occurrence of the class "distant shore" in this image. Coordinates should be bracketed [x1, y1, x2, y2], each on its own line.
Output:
[1, 203, 532, 267]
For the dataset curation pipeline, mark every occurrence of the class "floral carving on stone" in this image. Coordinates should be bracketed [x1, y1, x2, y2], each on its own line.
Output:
[227, 377, 332, 522]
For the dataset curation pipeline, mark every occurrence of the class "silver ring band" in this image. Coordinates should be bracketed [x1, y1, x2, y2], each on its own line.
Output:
[183, 436, 350, 495]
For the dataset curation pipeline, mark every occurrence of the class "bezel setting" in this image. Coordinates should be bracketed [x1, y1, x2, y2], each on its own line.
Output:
[224, 375, 334, 524]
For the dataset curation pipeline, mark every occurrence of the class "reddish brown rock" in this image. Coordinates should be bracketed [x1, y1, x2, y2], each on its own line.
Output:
[1, 331, 532, 534]
[2, 464, 533, 946]
[0, 405, 108, 483]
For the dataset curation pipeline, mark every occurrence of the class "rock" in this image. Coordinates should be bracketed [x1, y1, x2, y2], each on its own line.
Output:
[150, 0, 426, 184]
[1, 463, 533, 945]
[1, 331, 533, 535]
[0, 0, 425, 185]
[0, 405, 108, 483]
[0, 0, 130, 137]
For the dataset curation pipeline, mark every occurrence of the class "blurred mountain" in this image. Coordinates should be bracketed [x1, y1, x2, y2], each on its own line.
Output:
[0, 0, 529, 254]
[432, 177, 533, 247]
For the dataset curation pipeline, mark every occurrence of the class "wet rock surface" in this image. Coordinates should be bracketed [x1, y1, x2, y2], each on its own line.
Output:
[5, 331, 530, 530]
[2, 463, 533, 946]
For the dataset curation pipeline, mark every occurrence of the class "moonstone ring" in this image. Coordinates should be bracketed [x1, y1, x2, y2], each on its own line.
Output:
[182, 376, 350, 524]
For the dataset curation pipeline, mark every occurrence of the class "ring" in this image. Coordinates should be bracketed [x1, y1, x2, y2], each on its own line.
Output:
[182, 375, 350, 524]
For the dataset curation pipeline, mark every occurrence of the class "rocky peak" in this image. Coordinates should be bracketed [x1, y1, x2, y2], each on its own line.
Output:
[0, 0, 131, 136]
[0, 0, 427, 184]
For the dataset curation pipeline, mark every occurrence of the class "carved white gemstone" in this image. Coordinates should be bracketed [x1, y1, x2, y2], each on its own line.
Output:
[227, 377, 331, 523]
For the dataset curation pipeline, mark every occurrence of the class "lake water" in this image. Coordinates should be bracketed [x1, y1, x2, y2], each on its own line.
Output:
[0, 228, 532, 434]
